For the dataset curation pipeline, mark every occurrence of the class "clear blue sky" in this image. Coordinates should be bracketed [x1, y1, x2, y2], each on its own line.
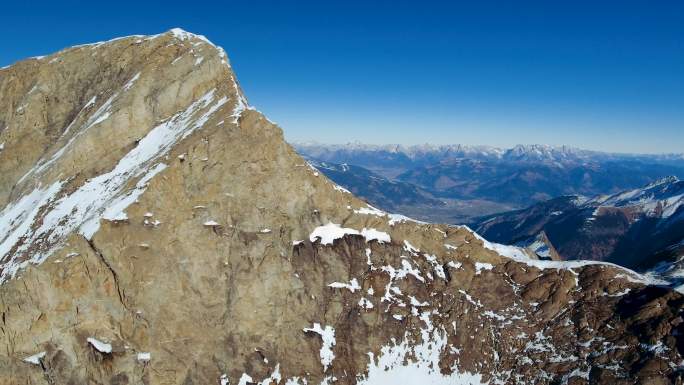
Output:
[2, 1, 683, 153]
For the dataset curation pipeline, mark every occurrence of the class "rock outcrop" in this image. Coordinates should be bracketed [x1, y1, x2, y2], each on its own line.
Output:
[1, 29, 683, 385]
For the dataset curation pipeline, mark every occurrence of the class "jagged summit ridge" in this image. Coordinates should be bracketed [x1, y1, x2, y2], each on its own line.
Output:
[1, 28, 232, 70]
[1, 30, 683, 385]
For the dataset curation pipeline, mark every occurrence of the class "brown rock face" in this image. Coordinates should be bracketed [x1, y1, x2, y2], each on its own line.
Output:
[0, 29, 683, 385]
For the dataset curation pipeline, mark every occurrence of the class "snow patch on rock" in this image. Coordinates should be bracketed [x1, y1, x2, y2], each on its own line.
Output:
[310, 223, 391, 245]
[87, 337, 112, 353]
[357, 327, 486, 385]
[328, 278, 361, 293]
[23, 351, 46, 365]
[361, 228, 391, 244]
[303, 323, 336, 372]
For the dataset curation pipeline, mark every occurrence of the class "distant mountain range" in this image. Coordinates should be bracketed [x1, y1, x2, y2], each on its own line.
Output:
[295, 142, 684, 222]
[295, 142, 684, 170]
[473, 176, 684, 283]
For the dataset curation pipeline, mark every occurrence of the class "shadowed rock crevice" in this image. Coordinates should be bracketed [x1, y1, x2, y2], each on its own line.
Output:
[84, 236, 127, 310]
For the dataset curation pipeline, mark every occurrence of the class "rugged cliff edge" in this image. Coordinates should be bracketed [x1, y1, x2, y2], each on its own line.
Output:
[1, 29, 683, 385]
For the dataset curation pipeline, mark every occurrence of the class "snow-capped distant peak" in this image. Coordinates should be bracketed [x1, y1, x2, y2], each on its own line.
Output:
[584, 176, 684, 219]
[646, 176, 680, 188]
[291, 141, 655, 165]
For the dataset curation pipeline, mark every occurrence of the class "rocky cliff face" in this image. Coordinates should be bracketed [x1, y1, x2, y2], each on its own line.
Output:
[1, 29, 683, 385]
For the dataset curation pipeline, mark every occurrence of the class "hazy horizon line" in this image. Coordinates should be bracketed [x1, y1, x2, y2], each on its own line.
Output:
[289, 140, 684, 157]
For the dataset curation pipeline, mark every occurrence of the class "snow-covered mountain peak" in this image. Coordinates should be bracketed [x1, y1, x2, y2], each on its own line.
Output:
[590, 176, 683, 211]
[646, 175, 681, 188]
[167, 27, 212, 43]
